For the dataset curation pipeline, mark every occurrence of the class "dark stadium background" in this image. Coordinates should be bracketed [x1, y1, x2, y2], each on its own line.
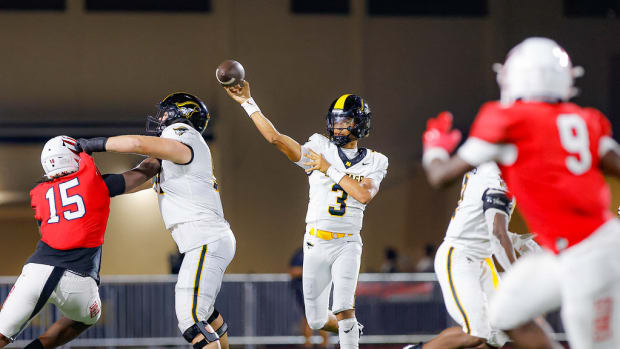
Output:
[0, 1, 618, 347]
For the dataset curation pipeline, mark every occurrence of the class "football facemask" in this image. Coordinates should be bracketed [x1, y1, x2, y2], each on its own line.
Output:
[326, 94, 371, 147]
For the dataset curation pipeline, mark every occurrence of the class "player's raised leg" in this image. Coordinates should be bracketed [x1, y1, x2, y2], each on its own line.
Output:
[176, 235, 235, 349]
[489, 252, 562, 348]
[331, 236, 363, 349]
[24, 317, 91, 349]
[0, 264, 56, 349]
[303, 234, 336, 332]
[557, 219, 620, 349]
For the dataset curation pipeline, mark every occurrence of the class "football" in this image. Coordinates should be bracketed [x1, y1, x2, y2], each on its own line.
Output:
[216, 60, 245, 86]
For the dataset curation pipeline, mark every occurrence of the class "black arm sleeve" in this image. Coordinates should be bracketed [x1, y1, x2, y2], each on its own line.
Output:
[102, 174, 126, 197]
[482, 188, 512, 215]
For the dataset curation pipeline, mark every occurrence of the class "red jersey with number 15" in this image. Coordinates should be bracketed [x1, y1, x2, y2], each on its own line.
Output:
[30, 153, 110, 250]
[467, 101, 613, 253]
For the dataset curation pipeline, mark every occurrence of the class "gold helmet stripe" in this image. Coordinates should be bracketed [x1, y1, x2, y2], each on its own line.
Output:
[334, 94, 351, 110]
[360, 98, 364, 111]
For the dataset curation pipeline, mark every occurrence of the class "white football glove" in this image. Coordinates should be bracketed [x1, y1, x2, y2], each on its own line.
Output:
[509, 232, 542, 256]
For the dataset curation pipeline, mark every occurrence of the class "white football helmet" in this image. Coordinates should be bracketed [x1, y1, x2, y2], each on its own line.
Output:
[495, 37, 583, 105]
[41, 136, 81, 178]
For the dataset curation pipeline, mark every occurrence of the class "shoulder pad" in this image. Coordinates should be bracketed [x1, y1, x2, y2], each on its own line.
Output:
[308, 133, 329, 144]
[161, 123, 196, 138]
[482, 187, 512, 215]
[371, 150, 389, 169]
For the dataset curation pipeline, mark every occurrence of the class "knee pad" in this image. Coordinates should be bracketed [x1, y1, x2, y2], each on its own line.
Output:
[207, 309, 229, 338]
[308, 318, 327, 330]
[182, 321, 220, 349]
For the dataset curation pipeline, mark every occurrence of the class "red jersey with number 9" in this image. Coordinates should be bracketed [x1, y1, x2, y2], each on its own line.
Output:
[468, 101, 613, 253]
[30, 153, 110, 250]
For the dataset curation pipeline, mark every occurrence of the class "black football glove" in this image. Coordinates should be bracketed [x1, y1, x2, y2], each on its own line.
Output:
[77, 137, 108, 155]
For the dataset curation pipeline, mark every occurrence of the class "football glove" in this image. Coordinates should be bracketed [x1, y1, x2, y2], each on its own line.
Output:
[77, 137, 108, 155]
[422, 111, 462, 153]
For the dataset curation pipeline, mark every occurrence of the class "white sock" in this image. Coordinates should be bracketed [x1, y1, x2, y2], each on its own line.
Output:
[338, 318, 359, 349]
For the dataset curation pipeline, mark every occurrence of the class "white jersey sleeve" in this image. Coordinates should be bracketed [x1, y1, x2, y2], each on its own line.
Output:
[295, 133, 330, 171]
[156, 123, 230, 252]
[366, 151, 388, 185]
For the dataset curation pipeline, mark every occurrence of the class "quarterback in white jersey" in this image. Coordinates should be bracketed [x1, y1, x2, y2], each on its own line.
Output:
[78, 93, 233, 349]
[435, 162, 515, 347]
[224, 82, 388, 349]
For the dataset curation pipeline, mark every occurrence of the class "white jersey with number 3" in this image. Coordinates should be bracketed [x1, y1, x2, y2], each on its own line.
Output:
[154, 123, 230, 252]
[296, 134, 388, 234]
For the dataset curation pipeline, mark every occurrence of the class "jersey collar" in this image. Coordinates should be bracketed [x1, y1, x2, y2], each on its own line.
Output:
[338, 147, 367, 169]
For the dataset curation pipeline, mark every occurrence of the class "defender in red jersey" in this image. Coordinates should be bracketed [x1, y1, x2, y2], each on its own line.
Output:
[0, 136, 159, 349]
[422, 38, 620, 349]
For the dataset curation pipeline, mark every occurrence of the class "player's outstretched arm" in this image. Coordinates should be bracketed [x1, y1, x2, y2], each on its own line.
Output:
[101, 157, 160, 197]
[223, 81, 302, 162]
[304, 149, 378, 204]
[121, 157, 160, 193]
[78, 136, 192, 164]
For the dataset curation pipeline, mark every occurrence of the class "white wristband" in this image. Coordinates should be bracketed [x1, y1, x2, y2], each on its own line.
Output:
[326, 166, 346, 184]
[422, 147, 449, 168]
[241, 97, 261, 117]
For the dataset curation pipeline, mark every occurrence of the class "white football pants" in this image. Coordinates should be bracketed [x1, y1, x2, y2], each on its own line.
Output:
[0, 263, 101, 341]
[302, 232, 362, 330]
[489, 218, 620, 349]
[434, 241, 508, 347]
[175, 231, 236, 333]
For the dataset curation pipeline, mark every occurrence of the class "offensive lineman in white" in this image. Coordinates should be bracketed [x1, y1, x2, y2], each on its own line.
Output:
[78, 93, 233, 349]
[224, 81, 388, 349]
[402, 162, 543, 349]
[435, 161, 515, 348]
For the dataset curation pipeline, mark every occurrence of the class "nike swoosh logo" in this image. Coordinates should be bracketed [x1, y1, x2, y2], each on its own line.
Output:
[362, 163, 370, 165]
[343, 325, 355, 333]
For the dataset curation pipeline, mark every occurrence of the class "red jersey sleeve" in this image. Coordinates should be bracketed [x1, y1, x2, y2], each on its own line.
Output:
[469, 102, 512, 144]
[585, 107, 612, 138]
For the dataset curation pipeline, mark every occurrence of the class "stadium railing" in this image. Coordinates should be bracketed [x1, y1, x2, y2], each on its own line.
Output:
[0, 273, 565, 348]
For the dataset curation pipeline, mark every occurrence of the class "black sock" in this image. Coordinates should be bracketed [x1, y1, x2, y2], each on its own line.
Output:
[25, 338, 44, 349]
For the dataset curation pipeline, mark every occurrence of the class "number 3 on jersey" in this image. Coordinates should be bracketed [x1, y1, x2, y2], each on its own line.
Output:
[45, 178, 86, 223]
[328, 184, 348, 216]
[557, 114, 592, 175]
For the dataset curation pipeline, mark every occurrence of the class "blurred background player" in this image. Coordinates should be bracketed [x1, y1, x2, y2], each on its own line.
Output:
[224, 81, 388, 349]
[434, 161, 514, 348]
[289, 247, 329, 348]
[78, 93, 234, 349]
[0, 135, 159, 349]
[422, 37, 620, 349]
